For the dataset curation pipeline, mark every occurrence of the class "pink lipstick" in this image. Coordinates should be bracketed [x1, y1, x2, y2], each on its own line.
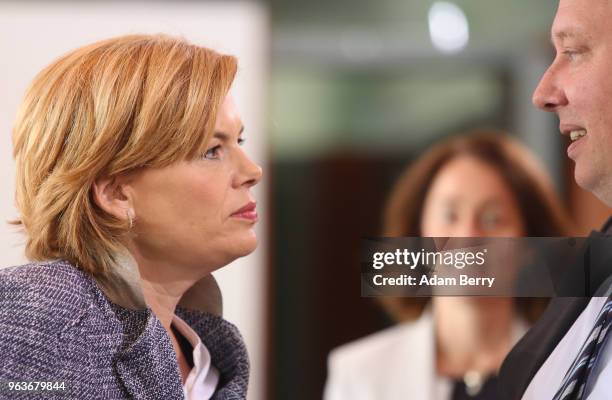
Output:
[231, 201, 258, 221]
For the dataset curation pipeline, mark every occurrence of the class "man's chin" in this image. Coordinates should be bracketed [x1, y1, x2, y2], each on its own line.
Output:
[575, 167, 612, 206]
[574, 163, 595, 191]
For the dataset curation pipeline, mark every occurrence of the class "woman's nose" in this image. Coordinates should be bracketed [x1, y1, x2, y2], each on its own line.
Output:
[235, 150, 262, 189]
[453, 220, 482, 238]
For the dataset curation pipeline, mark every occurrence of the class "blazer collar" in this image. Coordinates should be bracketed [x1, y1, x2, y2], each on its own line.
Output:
[600, 216, 612, 235]
[91, 250, 223, 316]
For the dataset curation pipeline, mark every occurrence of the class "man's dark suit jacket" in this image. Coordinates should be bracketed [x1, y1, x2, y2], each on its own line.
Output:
[498, 218, 612, 400]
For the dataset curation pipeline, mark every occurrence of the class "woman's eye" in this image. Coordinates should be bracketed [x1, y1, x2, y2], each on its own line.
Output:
[481, 212, 502, 229]
[203, 145, 221, 160]
[202, 138, 244, 160]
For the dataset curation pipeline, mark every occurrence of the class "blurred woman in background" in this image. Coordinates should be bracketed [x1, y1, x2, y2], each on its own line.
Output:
[324, 131, 574, 400]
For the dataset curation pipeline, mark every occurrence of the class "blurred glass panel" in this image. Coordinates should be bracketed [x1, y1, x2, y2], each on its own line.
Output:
[271, 65, 504, 159]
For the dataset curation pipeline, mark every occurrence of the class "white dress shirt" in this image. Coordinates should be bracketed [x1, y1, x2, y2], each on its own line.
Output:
[172, 314, 220, 400]
[522, 297, 612, 399]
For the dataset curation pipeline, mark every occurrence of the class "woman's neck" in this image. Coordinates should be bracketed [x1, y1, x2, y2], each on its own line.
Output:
[126, 247, 197, 332]
[433, 297, 516, 379]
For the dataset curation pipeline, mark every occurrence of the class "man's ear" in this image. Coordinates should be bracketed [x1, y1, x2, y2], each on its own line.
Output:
[92, 175, 133, 221]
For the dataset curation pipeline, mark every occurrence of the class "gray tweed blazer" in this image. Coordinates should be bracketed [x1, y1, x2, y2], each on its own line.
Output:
[0, 257, 249, 399]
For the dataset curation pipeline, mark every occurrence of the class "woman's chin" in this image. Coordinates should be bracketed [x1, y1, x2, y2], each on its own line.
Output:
[234, 232, 259, 257]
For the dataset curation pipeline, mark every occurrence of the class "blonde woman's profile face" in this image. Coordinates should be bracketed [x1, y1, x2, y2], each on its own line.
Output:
[420, 156, 525, 238]
[126, 94, 262, 271]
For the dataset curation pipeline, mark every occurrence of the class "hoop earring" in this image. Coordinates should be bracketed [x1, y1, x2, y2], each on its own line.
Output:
[126, 209, 134, 229]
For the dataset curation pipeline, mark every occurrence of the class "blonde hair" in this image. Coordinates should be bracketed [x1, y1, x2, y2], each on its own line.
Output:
[11, 34, 237, 276]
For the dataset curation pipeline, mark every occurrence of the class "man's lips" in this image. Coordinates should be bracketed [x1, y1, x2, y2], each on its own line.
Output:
[559, 124, 588, 159]
[559, 124, 586, 137]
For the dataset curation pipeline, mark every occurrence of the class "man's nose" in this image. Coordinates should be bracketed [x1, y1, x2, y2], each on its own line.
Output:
[532, 65, 568, 112]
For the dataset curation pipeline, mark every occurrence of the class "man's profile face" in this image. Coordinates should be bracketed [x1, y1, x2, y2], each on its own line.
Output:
[533, 0, 612, 205]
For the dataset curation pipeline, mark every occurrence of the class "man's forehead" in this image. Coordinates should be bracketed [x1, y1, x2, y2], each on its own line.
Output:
[556, 0, 609, 13]
[550, 0, 606, 44]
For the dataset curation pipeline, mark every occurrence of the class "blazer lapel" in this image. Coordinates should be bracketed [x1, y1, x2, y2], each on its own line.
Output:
[113, 310, 185, 400]
[374, 311, 437, 400]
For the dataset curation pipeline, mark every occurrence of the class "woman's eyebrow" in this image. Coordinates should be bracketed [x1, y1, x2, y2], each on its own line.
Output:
[213, 125, 245, 141]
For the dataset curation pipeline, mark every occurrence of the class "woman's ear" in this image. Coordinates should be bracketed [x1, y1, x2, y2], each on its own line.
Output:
[92, 175, 133, 221]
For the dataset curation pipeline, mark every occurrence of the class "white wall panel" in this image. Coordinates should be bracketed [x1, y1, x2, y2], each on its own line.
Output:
[0, 2, 269, 399]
